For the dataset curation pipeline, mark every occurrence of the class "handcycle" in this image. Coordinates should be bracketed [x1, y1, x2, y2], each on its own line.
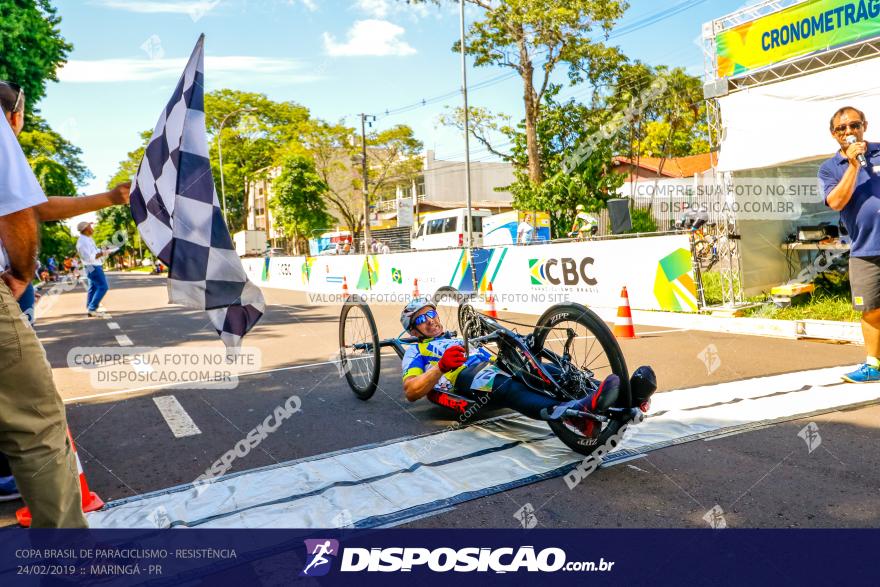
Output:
[338, 288, 657, 456]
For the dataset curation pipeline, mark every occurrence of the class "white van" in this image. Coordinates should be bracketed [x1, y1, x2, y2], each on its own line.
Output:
[411, 209, 493, 250]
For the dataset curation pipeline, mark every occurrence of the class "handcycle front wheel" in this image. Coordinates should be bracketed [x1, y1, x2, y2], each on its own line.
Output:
[531, 302, 630, 456]
[339, 296, 381, 400]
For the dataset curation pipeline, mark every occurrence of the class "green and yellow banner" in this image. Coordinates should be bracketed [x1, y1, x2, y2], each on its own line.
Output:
[717, 0, 880, 77]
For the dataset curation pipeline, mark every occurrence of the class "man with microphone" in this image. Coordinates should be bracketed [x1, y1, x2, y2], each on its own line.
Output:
[820, 106, 880, 382]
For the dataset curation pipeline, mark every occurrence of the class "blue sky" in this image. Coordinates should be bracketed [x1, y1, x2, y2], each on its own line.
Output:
[40, 0, 753, 196]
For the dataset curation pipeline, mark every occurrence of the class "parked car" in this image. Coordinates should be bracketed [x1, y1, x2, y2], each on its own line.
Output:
[411, 208, 492, 250]
[263, 248, 286, 257]
[319, 243, 341, 255]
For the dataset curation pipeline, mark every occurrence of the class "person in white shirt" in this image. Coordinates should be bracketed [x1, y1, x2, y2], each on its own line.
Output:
[517, 213, 535, 244]
[76, 221, 113, 316]
[381, 241, 391, 254]
[0, 80, 87, 527]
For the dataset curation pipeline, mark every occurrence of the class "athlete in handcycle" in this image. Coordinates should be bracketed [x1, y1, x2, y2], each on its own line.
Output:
[338, 292, 657, 455]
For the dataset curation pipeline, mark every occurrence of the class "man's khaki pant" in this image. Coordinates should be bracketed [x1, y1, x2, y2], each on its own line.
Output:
[0, 281, 87, 528]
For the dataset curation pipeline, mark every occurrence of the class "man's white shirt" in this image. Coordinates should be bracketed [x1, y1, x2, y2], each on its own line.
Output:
[0, 119, 47, 270]
[76, 234, 102, 267]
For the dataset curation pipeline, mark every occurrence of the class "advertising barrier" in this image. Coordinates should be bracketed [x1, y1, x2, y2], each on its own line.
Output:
[243, 234, 698, 313]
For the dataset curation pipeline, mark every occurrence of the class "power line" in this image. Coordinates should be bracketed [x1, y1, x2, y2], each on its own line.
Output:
[371, 0, 711, 122]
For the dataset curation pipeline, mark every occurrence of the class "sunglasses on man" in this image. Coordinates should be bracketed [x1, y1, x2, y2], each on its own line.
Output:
[0, 81, 22, 113]
[412, 309, 439, 327]
[833, 121, 864, 134]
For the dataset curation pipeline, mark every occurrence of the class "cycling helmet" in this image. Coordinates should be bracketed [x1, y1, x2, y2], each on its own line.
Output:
[400, 296, 436, 333]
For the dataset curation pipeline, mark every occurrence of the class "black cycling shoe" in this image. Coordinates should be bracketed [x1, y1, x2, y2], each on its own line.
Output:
[542, 374, 621, 421]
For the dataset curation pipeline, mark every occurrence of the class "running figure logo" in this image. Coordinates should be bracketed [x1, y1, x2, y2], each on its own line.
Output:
[301, 539, 339, 577]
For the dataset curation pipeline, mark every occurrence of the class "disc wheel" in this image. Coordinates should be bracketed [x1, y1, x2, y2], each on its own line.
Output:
[531, 303, 629, 456]
[339, 297, 380, 400]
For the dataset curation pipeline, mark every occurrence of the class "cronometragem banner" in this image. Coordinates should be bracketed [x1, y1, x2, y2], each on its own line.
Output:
[716, 0, 880, 77]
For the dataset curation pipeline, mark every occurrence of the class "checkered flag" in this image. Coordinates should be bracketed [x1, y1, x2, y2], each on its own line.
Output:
[130, 35, 265, 347]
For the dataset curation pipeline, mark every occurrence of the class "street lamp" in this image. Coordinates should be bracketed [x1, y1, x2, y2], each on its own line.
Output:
[217, 107, 257, 225]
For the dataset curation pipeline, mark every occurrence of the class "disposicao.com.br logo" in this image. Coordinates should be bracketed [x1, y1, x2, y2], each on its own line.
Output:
[301, 542, 615, 574]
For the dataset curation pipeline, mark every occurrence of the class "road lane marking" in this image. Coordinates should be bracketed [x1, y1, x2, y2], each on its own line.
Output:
[115, 334, 133, 346]
[152, 395, 202, 438]
[107, 322, 120, 330]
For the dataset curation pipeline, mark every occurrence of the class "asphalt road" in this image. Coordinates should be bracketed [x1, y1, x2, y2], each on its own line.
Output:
[1, 272, 877, 529]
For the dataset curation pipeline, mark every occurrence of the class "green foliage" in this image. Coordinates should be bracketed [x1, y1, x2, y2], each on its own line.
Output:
[205, 89, 313, 231]
[39, 221, 75, 264]
[628, 206, 657, 233]
[449, 0, 630, 182]
[18, 115, 92, 186]
[0, 0, 71, 106]
[270, 156, 333, 253]
[30, 154, 76, 196]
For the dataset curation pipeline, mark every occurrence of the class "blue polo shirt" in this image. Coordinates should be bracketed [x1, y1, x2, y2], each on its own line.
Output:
[819, 142, 880, 257]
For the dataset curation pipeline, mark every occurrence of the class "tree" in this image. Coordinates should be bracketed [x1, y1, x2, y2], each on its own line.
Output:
[0, 0, 71, 107]
[205, 89, 313, 231]
[414, 0, 628, 187]
[269, 156, 333, 254]
[0, 0, 91, 193]
[301, 121, 423, 237]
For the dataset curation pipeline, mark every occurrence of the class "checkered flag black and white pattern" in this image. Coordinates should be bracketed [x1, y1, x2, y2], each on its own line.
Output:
[130, 35, 265, 347]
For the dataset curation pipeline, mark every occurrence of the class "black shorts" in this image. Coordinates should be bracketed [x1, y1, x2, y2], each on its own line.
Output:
[849, 256, 880, 312]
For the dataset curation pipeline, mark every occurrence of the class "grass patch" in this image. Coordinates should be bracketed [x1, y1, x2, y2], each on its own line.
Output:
[741, 295, 860, 322]
[701, 269, 860, 322]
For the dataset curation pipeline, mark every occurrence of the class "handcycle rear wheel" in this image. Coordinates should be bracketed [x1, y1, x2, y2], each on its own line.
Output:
[339, 296, 381, 400]
[531, 303, 630, 456]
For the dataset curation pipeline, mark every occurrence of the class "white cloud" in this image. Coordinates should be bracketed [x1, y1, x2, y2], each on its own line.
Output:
[58, 56, 322, 84]
[352, 0, 432, 20]
[354, 0, 388, 18]
[94, 0, 222, 18]
[323, 19, 416, 57]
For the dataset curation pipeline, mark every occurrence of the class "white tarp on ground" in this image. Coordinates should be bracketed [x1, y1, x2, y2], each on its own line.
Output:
[717, 56, 880, 172]
[85, 365, 879, 529]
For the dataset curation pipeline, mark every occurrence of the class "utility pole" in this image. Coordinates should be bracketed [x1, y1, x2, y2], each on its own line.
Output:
[460, 0, 477, 290]
[360, 113, 375, 254]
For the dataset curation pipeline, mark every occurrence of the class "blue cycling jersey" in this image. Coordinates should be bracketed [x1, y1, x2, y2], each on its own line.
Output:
[401, 336, 501, 393]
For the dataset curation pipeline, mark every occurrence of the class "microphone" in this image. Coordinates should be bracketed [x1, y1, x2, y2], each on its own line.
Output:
[847, 135, 868, 168]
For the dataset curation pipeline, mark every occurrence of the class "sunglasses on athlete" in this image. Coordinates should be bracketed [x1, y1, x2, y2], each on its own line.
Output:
[413, 309, 439, 326]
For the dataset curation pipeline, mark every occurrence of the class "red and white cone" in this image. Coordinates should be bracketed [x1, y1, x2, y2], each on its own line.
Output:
[342, 277, 350, 298]
[412, 278, 420, 298]
[16, 429, 105, 527]
[486, 282, 498, 319]
[612, 286, 637, 339]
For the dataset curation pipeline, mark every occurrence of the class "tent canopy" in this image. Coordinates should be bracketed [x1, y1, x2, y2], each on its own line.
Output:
[717, 57, 880, 172]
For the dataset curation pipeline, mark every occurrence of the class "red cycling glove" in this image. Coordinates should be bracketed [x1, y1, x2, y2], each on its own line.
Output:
[437, 345, 466, 373]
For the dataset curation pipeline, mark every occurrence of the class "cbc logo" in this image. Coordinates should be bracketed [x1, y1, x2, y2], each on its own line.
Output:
[529, 257, 598, 287]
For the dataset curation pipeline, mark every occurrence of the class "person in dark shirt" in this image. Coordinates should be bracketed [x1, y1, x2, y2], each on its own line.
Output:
[819, 106, 880, 382]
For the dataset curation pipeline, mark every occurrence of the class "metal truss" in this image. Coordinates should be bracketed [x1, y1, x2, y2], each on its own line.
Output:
[727, 37, 880, 92]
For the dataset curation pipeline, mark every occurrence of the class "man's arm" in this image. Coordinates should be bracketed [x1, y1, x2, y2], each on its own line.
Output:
[825, 143, 867, 211]
[35, 183, 130, 222]
[0, 208, 39, 299]
[403, 367, 445, 402]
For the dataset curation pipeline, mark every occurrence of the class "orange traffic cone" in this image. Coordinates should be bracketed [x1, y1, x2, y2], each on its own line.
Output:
[16, 429, 105, 527]
[613, 286, 637, 339]
[412, 278, 420, 297]
[486, 282, 498, 318]
[342, 276, 350, 298]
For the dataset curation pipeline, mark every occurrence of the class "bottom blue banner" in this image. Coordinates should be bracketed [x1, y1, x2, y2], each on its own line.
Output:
[0, 528, 875, 585]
